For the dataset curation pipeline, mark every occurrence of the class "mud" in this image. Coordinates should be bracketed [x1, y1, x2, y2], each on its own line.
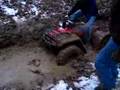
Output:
[0, 19, 109, 90]
[0, 42, 82, 90]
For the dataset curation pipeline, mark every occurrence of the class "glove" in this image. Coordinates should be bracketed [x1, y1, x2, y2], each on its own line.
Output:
[112, 49, 120, 62]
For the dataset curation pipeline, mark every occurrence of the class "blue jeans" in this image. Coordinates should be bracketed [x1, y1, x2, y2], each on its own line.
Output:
[95, 38, 119, 90]
[69, 10, 96, 42]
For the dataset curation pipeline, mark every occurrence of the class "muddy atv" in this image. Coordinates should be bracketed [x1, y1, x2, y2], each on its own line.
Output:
[40, 20, 87, 65]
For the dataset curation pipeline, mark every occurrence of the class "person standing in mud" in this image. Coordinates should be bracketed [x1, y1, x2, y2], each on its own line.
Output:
[95, 0, 120, 90]
[67, 0, 98, 42]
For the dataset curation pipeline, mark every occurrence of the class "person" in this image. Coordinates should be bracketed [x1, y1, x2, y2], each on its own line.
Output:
[95, 0, 120, 90]
[67, 0, 98, 42]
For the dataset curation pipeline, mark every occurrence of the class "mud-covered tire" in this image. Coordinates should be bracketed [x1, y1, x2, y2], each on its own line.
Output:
[56, 45, 83, 65]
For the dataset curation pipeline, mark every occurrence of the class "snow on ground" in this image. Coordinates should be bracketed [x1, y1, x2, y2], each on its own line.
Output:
[0, 0, 3, 5]
[20, 1, 26, 5]
[50, 73, 99, 90]
[0, 0, 70, 24]
[50, 64, 120, 90]
[117, 68, 120, 82]
[50, 62, 100, 90]
[30, 4, 39, 16]
[0, 0, 41, 23]
[12, 16, 26, 23]
[73, 74, 99, 90]
[50, 80, 72, 90]
[1, 5, 18, 15]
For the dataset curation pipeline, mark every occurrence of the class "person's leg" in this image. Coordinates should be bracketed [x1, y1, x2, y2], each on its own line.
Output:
[69, 10, 83, 22]
[69, 12, 96, 43]
[95, 38, 119, 90]
[83, 16, 96, 42]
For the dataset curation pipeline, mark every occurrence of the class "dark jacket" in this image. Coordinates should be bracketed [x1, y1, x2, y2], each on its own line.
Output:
[68, 0, 98, 17]
[110, 0, 120, 45]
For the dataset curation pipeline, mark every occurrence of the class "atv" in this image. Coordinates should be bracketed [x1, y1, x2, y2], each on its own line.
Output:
[41, 20, 109, 65]
[40, 20, 90, 65]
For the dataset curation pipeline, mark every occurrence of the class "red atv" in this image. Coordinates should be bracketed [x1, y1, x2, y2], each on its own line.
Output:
[40, 20, 90, 65]
[41, 21, 86, 65]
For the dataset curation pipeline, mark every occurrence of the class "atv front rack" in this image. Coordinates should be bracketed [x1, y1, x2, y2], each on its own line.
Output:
[41, 27, 74, 47]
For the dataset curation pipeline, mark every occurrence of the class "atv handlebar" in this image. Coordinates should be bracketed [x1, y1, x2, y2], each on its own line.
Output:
[58, 20, 75, 28]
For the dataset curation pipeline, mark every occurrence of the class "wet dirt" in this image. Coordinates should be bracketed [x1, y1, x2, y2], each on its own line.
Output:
[0, 42, 79, 89]
[0, 20, 109, 90]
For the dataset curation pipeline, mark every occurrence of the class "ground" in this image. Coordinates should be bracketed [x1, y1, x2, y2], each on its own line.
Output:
[0, 40, 97, 90]
[0, 0, 112, 90]
[0, 18, 110, 90]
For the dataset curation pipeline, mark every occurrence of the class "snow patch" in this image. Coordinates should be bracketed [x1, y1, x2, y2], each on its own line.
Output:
[20, 1, 26, 5]
[0, 0, 3, 5]
[118, 68, 120, 78]
[12, 16, 26, 24]
[1, 5, 18, 15]
[50, 80, 72, 90]
[50, 74, 99, 90]
[90, 62, 96, 70]
[74, 74, 99, 90]
[30, 5, 39, 16]
[49, 67, 120, 90]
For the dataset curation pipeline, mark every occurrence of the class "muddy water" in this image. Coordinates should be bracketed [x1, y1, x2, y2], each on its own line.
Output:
[0, 42, 76, 89]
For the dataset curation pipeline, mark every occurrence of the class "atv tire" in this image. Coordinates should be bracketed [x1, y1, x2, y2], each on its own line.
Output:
[56, 45, 82, 65]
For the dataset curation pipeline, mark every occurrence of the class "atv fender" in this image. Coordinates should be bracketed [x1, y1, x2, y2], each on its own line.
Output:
[57, 33, 87, 53]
